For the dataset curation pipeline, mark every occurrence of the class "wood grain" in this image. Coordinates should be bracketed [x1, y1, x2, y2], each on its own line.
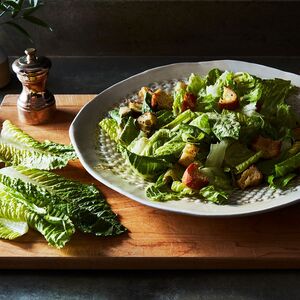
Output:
[1, 94, 300, 269]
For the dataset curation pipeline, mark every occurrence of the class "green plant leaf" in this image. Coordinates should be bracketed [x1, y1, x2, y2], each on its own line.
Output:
[22, 4, 42, 16]
[23, 15, 53, 31]
[4, 21, 33, 42]
[29, 0, 39, 7]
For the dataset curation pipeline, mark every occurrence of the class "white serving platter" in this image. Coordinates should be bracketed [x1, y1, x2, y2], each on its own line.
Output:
[69, 60, 300, 216]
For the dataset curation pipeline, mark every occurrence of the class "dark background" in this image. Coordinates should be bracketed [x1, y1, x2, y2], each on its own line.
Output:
[1, 0, 300, 57]
[1, 1, 300, 299]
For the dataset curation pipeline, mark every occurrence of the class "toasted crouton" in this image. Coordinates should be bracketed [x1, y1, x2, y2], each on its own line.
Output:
[252, 135, 281, 159]
[137, 112, 157, 133]
[237, 165, 263, 190]
[128, 101, 142, 113]
[151, 89, 173, 110]
[138, 87, 152, 101]
[181, 92, 197, 112]
[178, 144, 199, 167]
[218, 87, 239, 110]
[182, 162, 209, 190]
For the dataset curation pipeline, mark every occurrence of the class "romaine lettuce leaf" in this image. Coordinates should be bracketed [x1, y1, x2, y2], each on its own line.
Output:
[199, 185, 229, 204]
[200, 167, 232, 191]
[163, 109, 195, 129]
[175, 124, 205, 143]
[186, 73, 205, 95]
[99, 118, 119, 142]
[121, 147, 171, 180]
[224, 142, 263, 174]
[0, 218, 28, 240]
[142, 92, 153, 113]
[268, 173, 297, 189]
[172, 84, 186, 115]
[0, 120, 77, 170]
[197, 71, 236, 112]
[0, 181, 75, 248]
[146, 175, 180, 202]
[189, 114, 211, 135]
[275, 152, 300, 177]
[212, 110, 240, 141]
[205, 68, 223, 86]
[0, 166, 126, 237]
[154, 136, 185, 157]
[146, 175, 195, 202]
[205, 140, 229, 168]
[171, 181, 196, 195]
[156, 110, 174, 128]
[118, 116, 139, 145]
[233, 72, 263, 103]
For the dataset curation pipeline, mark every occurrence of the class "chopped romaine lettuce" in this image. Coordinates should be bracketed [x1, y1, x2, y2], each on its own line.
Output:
[99, 68, 299, 205]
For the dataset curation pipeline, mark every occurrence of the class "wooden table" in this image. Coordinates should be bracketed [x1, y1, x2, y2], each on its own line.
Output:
[1, 94, 300, 269]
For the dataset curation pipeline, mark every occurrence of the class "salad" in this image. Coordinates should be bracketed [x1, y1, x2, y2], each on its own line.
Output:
[99, 68, 300, 205]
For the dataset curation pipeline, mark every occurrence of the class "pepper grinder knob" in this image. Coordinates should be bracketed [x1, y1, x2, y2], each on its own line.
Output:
[25, 48, 37, 64]
[12, 48, 56, 125]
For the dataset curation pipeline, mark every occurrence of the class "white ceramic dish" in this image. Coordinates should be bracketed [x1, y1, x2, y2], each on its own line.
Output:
[69, 60, 300, 216]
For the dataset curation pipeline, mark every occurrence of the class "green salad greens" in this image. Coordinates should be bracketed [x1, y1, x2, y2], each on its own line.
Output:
[99, 69, 300, 204]
[0, 121, 126, 248]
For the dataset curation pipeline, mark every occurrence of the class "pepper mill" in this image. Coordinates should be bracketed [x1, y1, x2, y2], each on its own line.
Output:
[12, 48, 56, 125]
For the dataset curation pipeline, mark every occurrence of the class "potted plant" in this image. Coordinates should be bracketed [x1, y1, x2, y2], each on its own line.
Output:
[0, 0, 52, 88]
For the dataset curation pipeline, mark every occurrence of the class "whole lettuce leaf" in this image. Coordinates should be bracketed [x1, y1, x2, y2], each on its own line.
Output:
[0, 181, 75, 248]
[0, 166, 126, 237]
[0, 120, 77, 170]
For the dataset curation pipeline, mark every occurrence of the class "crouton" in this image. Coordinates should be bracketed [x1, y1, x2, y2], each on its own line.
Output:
[137, 112, 157, 133]
[293, 128, 300, 141]
[128, 101, 142, 113]
[252, 135, 281, 159]
[175, 81, 187, 91]
[119, 106, 131, 117]
[181, 92, 197, 112]
[218, 87, 239, 110]
[182, 162, 209, 190]
[237, 165, 263, 190]
[151, 89, 173, 110]
[138, 87, 152, 101]
[178, 144, 199, 167]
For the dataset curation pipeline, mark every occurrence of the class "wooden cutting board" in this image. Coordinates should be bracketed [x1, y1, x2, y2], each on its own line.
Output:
[1, 94, 300, 269]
